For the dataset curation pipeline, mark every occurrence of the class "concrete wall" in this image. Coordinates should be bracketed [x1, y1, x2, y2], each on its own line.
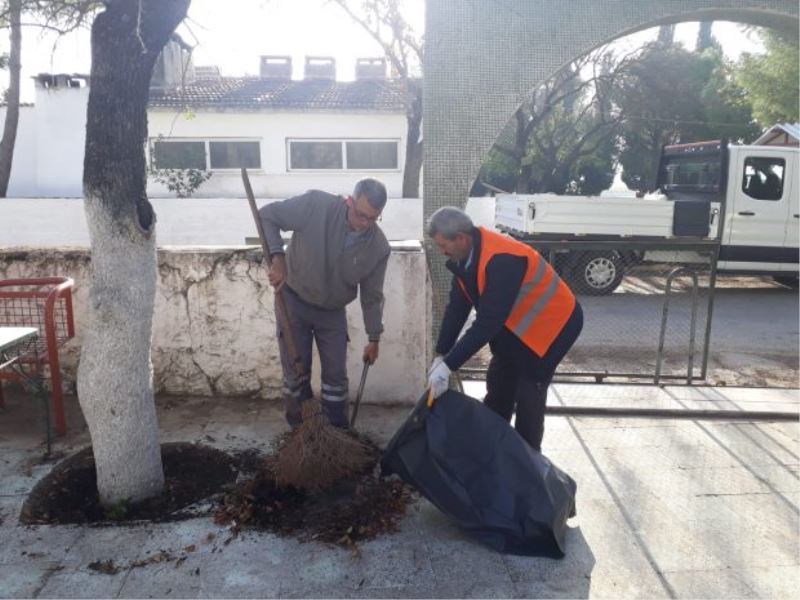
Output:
[148, 110, 408, 198]
[0, 244, 428, 405]
[423, 0, 799, 319]
[0, 197, 497, 246]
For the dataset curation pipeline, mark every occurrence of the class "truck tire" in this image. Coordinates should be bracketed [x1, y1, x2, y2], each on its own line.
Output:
[568, 252, 624, 296]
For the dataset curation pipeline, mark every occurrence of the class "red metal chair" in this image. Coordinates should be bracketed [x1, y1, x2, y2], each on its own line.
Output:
[0, 277, 76, 435]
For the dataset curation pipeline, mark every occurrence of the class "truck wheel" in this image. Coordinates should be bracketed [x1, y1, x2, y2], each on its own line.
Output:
[569, 252, 624, 296]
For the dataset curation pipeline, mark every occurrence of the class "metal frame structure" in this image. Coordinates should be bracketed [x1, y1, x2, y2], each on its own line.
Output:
[0, 327, 52, 453]
[460, 238, 721, 385]
[0, 277, 75, 435]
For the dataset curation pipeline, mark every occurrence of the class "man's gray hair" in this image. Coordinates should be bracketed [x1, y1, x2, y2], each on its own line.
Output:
[427, 206, 474, 240]
[353, 178, 387, 211]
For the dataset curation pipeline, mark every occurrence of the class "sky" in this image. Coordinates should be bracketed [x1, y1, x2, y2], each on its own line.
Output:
[3, 0, 764, 103]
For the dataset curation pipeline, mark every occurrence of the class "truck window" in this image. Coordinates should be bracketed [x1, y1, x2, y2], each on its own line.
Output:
[742, 157, 785, 201]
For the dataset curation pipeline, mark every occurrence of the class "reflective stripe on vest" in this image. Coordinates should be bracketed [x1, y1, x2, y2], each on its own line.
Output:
[465, 227, 576, 357]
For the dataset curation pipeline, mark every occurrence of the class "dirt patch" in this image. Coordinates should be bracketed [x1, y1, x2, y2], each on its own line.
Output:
[216, 434, 416, 552]
[20, 442, 237, 525]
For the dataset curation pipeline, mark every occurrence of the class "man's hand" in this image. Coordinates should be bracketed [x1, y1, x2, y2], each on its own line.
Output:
[428, 355, 445, 377]
[363, 341, 379, 365]
[427, 360, 451, 401]
[268, 255, 287, 290]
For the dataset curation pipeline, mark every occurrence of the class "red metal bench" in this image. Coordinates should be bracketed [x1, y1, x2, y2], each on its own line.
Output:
[0, 277, 76, 435]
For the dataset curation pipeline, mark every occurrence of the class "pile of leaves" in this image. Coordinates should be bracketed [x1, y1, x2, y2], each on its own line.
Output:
[215, 433, 416, 552]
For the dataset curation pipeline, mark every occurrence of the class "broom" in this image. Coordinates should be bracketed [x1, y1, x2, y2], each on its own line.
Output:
[242, 169, 373, 490]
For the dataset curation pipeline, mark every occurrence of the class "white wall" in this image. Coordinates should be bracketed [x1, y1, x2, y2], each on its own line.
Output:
[34, 86, 88, 197]
[0, 105, 37, 196]
[0, 197, 497, 246]
[147, 109, 408, 198]
[0, 244, 429, 405]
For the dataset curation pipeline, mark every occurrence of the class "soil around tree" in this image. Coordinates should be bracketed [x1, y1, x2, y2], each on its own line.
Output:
[20, 442, 238, 525]
[215, 433, 417, 552]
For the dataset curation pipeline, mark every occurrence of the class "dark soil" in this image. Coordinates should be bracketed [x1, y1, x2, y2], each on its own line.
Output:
[20, 442, 238, 525]
[215, 434, 416, 551]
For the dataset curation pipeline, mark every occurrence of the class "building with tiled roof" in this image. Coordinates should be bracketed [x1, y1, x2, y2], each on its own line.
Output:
[149, 77, 408, 112]
[3, 46, 414, 199]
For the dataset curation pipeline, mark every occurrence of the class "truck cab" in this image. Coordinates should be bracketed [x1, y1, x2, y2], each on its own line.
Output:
[721, 145, 798, 276]
[659, 139, 798, 279]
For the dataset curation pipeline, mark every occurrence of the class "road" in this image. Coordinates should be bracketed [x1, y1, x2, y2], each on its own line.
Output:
[466, 275, 799, 387]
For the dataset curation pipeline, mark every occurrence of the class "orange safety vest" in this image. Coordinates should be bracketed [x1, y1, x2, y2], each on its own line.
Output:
[457, 227, 576, 357]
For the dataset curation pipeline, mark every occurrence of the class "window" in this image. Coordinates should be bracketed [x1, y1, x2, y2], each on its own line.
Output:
[665, 160, 720, 188]
[209, 141, 261, 169]
[152, 141, 206, 170]
[346, 141, 398, 169]
[287, 139, 399, 170]
[150, 139, 261, 171]
[289, 141, 343, 169]
[742, 157, 785, 201]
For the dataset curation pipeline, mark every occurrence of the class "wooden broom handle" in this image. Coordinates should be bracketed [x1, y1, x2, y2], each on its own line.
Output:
[242, 168, 306, 379]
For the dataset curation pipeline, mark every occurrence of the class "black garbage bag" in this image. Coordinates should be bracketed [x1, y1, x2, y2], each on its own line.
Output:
[381, 389, 576, 557]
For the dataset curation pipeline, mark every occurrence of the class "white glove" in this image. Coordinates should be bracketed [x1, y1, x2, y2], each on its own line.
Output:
[428, 355, 445, 377]
[427, 360, 451, 400]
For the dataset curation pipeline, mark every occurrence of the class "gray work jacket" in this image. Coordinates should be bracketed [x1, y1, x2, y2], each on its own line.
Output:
[259, 190, 390, 341]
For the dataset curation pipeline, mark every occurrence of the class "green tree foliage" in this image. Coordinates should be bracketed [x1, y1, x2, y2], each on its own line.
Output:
[477, 32, 760, 197]
[616, 41, 758, 192]
[735, 29, 799, 126]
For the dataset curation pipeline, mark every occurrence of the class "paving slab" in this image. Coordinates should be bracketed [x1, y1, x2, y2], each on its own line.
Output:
[0, 386, 798, 598]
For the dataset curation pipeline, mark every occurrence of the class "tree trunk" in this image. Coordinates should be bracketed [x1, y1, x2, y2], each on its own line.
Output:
[401, 79, 423, 198]
[0, 0, 22, 197]
[79, 0, 190, 506]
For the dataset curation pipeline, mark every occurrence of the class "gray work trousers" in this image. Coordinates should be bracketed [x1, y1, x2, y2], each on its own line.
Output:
[276, 286, 349, 428]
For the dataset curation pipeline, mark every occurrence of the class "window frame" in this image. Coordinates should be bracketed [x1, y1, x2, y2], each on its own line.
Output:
[148, 137, 263, 172]
[286, 138, 401, 172]
[741, 156, 786, 202]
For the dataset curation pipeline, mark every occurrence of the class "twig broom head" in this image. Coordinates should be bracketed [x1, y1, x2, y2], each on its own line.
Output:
[274, 399, 373, 490]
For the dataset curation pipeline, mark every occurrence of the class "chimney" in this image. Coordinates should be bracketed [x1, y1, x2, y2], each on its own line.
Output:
[260, 55, 292, 79]
[304, 56, 336, 81]
[151, 36, 195, 89]
[195, 65, 222, 81]
[355, 57, 387, 80]
[34, 73, 88, 89]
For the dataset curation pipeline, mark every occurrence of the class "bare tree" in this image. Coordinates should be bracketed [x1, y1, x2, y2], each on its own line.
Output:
[488, 47, 635, 194]
[0, 0, 21, 196]
[330, 0, 423, 198]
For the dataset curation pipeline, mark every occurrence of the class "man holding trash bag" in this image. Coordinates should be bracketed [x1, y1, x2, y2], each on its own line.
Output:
[427, 207, 583, 451]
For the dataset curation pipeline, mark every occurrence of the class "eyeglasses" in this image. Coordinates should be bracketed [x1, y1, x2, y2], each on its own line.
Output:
[352, 202, 381, 224]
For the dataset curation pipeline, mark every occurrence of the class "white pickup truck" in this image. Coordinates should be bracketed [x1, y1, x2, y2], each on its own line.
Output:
[495, 140, 799, 294]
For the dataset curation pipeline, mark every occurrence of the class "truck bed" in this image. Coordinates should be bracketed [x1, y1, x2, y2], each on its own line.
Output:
[494, 193, 715, 240]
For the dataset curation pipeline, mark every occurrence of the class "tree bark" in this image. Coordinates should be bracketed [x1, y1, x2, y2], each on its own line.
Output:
[401, 79, 422, 198]
[0, 0, 22, 197]
[79, 0, 190, 506]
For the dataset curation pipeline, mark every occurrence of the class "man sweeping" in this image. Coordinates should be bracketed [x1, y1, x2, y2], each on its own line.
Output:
[259, 179, 390, 428]
[426, 207, 583, 451]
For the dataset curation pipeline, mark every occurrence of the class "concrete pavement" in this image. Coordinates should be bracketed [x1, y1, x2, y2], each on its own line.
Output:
[0, 383, 798, 598]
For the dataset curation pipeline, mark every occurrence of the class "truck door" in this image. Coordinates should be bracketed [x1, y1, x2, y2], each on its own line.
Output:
[783, 152, 799, 272]
[722, 149, 791, 272]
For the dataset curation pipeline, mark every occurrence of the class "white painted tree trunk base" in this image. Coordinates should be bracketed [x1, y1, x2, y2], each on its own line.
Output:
[77, 193, 164, 505]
